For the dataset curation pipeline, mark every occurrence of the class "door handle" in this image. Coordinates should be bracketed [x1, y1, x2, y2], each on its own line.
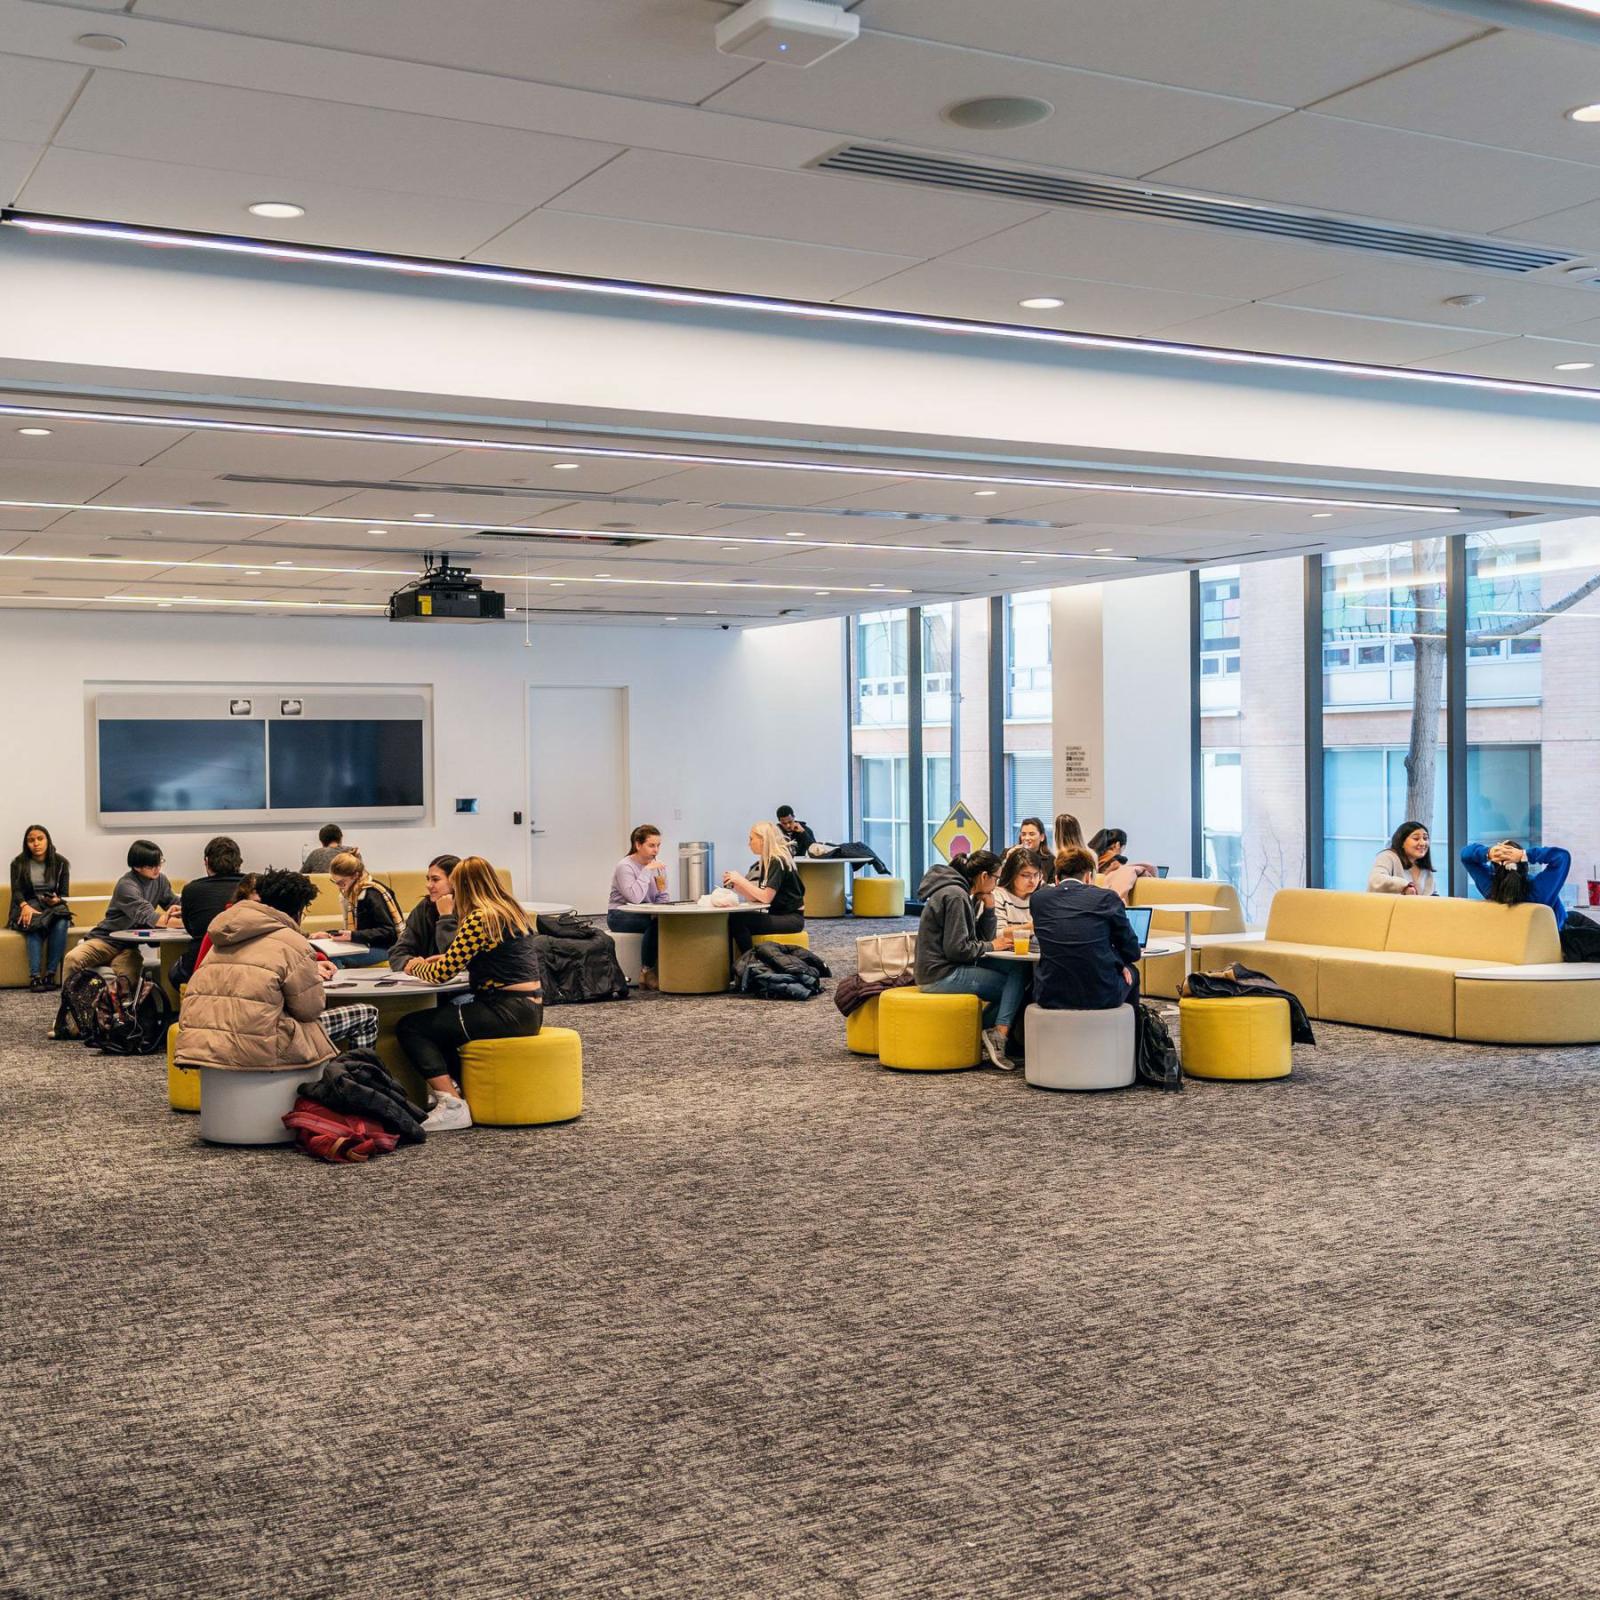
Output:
[529, 827, 546, 835]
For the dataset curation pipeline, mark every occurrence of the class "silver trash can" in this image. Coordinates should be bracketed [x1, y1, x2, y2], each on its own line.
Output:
[678, 840, 714, 902]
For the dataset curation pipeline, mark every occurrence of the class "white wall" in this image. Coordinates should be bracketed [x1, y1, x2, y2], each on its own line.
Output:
[0, 610, 845, 904]
[1050, 571, 1193, 873]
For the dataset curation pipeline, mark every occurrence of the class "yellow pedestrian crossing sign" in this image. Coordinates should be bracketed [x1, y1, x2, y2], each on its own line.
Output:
[932, 801, 988, 862]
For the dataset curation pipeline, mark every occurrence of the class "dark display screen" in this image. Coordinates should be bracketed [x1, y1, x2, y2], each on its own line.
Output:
[268, 720, 425, 809]
[98, 720, 267, 813]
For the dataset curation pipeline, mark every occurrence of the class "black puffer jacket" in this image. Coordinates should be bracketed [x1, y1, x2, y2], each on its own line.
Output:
[299, 1050, 427, 1142]
[732, 943, 831, 1001]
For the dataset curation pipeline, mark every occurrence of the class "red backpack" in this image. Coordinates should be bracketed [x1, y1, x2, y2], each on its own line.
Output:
[281, 1096, 400, 1163]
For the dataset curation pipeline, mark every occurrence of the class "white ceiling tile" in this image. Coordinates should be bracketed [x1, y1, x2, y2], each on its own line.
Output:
[129, 0, 759, 106]
[0, 418, 190, 465]
[1266, 262, 1600, 336]
[941, 208, 1342, 300]
[703, 34, 1286, 179]
[1151, 113, 1600, 233]
[833, 258, 1238, 335]
[313, 487, 576, 524]
[400, 448, 694, 496]
[0, 53, 86, 142]
[17, 148, 536, 258]
[0, 137, 43, 204]
[475, 210, 920, 301]
[55, 72, 619, 206]
[0, 462, 132, 503]
[856, 0, 1484, 105]
[617, 463, 906, 506]
[1146, 302, 1507, 364]
[1402, 334, 1600, 387]
[547, 149, 1043, 256]
[521, 502, 751, 534]
[90, 468, 358, 515]
[1496, 200, 1600, 253]
[811, 482, 1076, 517]
[143, 431, 459, 478]
[1316, 31, 1600, 170]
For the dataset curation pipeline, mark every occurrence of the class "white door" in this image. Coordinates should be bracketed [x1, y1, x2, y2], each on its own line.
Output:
[528, 686, 628, 913]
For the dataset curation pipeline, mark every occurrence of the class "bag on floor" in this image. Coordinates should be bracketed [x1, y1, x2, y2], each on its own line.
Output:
[1560, 910, 1600, 962]
[57, 967, 112, 1043]
[856, 931, 916, 984]
[281, 1096, 401, 1163]
[298, 1048, 427, 1142]
[732, 943, 831, 1001]
[533, 928, 629, 1004]
[1133, 1002, 1181, 1091]
[94, 975, 177, 1057]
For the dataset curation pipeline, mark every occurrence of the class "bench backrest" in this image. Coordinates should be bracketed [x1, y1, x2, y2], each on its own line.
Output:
[1265, 889, 1395, 950]
[1385, 895, 1560, 964]
[1129, 876, 1245, 936]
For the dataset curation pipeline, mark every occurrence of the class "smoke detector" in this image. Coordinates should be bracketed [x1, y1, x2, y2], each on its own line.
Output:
[715, 0, 860, 66]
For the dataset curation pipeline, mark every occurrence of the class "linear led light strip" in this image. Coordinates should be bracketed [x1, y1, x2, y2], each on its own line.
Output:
[1, 210, 1588, 411]
[0, 398, 1461, 518]
[0, 549, 910, 594]
[0, 498, 1139, 563]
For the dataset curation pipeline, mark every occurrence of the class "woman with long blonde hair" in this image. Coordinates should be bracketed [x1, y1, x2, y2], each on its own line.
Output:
[723, 820, 806, 954]
[326, 849, 404, 968]
[398, 856, 543, 1131]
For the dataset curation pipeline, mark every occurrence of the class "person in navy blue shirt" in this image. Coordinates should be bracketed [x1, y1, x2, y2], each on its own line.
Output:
[1460, 840, 1571, 929]
[1031, 844, 1144, 1012]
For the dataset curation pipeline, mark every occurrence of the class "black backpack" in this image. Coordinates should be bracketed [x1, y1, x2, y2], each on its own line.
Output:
[94, 975, 177, 1056]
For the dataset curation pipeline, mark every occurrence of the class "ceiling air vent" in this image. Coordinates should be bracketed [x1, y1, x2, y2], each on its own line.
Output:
[814, 145, 1576, 274]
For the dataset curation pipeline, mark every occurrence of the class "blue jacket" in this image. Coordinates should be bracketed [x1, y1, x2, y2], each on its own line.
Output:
[1031, 879, 1142, 1010]
[1460, 844, 1571, 930]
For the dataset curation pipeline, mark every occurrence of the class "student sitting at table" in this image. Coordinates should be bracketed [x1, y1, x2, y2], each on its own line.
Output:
[1088, 827, 1156, 904]
[915, 849, 1022, 1070]
[51, 839, 182, 1035]
[326, 851, 404, 968]
[399, 857, 545, 1133]
[994, 845, 1045, 936]
[1031, 845, 1143, 1014]
[9, 823, 71, 992]
[388, 854, 460, 971]
[191, 875, 258, 973]
[775, 805, 816, 856]
[177, 868, 379, 1076]
[301, 824, 346, 875]
[608, 825, 670, 989]
[172, 835, 246, 986]
[724, 822, 806, 955]
[1017, 817, 1047, 853]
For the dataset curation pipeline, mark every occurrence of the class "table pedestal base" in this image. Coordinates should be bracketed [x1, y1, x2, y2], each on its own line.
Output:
[659, 917, 731, 994]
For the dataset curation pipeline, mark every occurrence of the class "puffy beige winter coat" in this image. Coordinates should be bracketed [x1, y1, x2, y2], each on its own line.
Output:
[175, 902, 333, 1072]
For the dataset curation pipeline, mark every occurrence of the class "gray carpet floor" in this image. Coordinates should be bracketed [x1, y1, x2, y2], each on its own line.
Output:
[4, 916, 1600, 1599]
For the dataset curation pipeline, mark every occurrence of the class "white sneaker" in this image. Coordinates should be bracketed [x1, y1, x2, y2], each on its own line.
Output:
[422, 1092, 473, 1132]
[982, 1028, 1015, 1070]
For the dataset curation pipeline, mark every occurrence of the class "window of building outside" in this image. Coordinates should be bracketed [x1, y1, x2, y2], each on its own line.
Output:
[1321, 540, 1451, 890]
[849, 610, 910, 879]
[919, 599, 991, 873]
[1002, 590, 1052, 846]
[1198, 560, 1305, 920]
[1464, 520, 1600, 910]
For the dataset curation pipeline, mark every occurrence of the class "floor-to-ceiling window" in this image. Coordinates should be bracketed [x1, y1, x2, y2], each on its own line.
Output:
[1002, 590, 1052, 845]
[1321, 540, 1449, 890]
[849, 609, 910, 879]
[919, 599, 991, 867]
[1198, 559, 1305, 919]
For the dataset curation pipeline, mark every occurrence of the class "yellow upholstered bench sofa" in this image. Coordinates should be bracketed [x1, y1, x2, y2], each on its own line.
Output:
[1130, 877, 1247, 1000]
[1, 880, 129, 986]
[1190, 888, 1574, 1042]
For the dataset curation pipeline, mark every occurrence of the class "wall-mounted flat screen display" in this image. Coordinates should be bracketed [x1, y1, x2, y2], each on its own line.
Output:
[268, 719, 426, 810]
[98, 719, 268, 814]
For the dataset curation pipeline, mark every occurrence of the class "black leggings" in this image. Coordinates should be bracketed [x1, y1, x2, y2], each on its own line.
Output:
[728, 910, 805, 955]
[396, 992, 543, 1085]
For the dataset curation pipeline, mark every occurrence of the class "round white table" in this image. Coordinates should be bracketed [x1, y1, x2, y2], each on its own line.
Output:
[794, 858, 851, 918]
[985, 940, 1184, 964]
[319, 970, 467, 1103]
[1142, 903, 1230, 976]
[626, 903, 766, 993]
[108, 926, 191, 1000]
[519, 900, 576, 917]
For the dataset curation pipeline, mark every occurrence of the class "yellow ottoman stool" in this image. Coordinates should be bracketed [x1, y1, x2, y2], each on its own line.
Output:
[878, 988, 983, 1072]
[853, 878, 906, 919]
[845, 995, 880, 1056]
[1179, 996, 1292, 1081]
[460, 1029, 584, 1126]
[752, 929, 811, 950]
[166, 1023, 200, 1113]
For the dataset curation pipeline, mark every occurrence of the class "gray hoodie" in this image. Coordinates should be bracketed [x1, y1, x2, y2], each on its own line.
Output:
[914, 863, 996, 985]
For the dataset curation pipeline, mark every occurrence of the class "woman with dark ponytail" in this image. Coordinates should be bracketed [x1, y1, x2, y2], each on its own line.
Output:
[1461, 839, 1571, 925]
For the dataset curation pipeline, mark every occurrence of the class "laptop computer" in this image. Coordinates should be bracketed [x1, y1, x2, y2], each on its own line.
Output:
[1155, 865, 1170, 878]
[1125, 905, 1154, 948]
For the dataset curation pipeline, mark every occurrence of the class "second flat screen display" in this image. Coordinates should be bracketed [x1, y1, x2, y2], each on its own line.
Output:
[268, 719, 425, 809]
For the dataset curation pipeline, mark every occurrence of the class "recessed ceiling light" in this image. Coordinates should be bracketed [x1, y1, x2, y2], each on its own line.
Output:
[1311, 511, 1334, 519]
[245, 568, 262, 575]
[551, 462, 581, 471]
[1019, 297, 1065, 310]
[16, 427, 51, 437]
[412, 511, 434, 519]
[1555, 360, 1595, 370]
[75, 32, 126, 51]
[549, 582, 565, 588]
[248, 201, 305, 219]
[1569, 103, 1600, 123]
[705, 609, 719, 615]
[664, 615, 679, 621]
[815, 590, 832, 596]
[594, 572, 610, 577]
[944, 95, 1053, 131]
[785, 530, 806, 538]
[274, 559, 294, 566]
[157, 602, 172, 608]
[869, 583, 885, 589]
[973, 490, 998, 497]
[1093, 546, 1114, 553]
[1020, 558, 1038, 564]
[368, 528, 386, 537]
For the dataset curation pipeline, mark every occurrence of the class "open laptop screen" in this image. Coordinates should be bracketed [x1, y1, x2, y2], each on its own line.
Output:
[1125, 906, 1154, 948]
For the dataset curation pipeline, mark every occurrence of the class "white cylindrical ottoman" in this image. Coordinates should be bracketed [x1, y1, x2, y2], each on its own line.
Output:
[1022, 1004, 1137, 1091]
[198, 1066, 319, 1145]
[610, 929, 645, 983]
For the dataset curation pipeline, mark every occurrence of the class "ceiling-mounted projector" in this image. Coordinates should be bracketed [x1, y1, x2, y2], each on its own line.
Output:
[715, 0, 859, 66]
[389, 554, 504, 623]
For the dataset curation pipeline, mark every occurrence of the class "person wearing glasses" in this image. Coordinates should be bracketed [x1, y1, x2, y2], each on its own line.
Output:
[51, 838, 181, 1035]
